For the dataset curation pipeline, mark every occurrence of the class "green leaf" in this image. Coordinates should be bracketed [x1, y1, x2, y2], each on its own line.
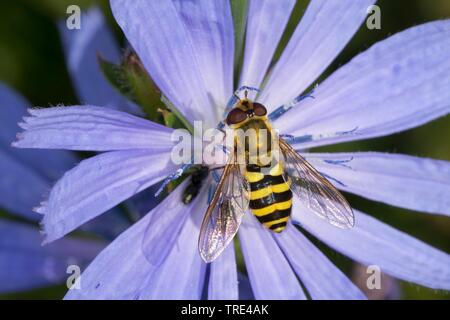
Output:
[98, 52, 192, 132]
[98, 52, 161, 120]
[231, 0, 249, 86]
[161, 96, 193, 133]
[158, 108, 185, 131]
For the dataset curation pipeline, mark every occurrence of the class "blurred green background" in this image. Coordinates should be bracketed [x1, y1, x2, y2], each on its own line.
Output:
[0, 0, 449, 299]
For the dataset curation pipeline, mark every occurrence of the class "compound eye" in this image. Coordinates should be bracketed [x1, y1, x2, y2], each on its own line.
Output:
[253, 102, 267, 116]
[226, 108, 247, 125]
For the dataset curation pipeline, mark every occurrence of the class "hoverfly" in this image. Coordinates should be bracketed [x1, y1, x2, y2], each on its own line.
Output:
[198, 90, 355, 263]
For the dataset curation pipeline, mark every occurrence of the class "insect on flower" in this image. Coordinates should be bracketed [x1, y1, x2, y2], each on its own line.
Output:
[198, 87, 354, 262]
[11, 1, 450, 300]
[158, 87, 354, 263]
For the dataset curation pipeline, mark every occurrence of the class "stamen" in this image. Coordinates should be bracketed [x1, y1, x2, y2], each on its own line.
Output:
[323, 157, 354, 169]
[224, 86, 260, 114]
[207, 185, 215, 205]
[269, 85, 317, 122]
[285, 127, 360, 145]
[211, 170, 221, 183]
[214, 143, 230, 155]
[154, 163, 194, 197]
[320, 172, 347, 187]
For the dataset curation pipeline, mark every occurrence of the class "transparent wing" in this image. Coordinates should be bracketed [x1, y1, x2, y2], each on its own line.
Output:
[198, 154, 249, 263]
[279, 138, 354, 228]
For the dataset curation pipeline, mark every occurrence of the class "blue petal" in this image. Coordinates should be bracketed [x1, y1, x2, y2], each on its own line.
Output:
[65, 211, 155, 299]
[65, 185, 206, 299]
[125, 183, 163, 220]
[276, 20, 450, 148]
[237, 272, 254, 300]
[0, 149, 48, 220]
[0, 220, 104, 293]
[58, 7, 140, 114]
[173, 0, 234, 115]
[142, 181, 207, 267]
[1, 83, 130, 236]
[260, 0, 375, 111]
[13, 106, 174, 151]
[80, 207, 130, 241]
[275, 224, 366, 300]
[110, 0, 222, 127]
[39, 149, 176, 243]
[0, 83, 77, 183]
[305, 152, 450, 217]
[238, 215, 306, 299]
[0, 83, 77, 220]
[137, 210, 206, 299]
[239, 0, 295, 89]
[292, 201, 450, 290]
[208, 245, 238, 300]
[0, 83, 31, 148]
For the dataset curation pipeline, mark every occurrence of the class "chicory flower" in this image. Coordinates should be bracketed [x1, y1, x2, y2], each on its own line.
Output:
[0, 8, 131, 294]
[12, 0, 450, 299]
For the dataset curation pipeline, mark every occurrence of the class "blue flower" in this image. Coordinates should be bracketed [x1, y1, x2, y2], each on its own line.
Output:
[0, 83, 105, 293]
[0, 8, 131, 294]
[12, 0, 450, 299]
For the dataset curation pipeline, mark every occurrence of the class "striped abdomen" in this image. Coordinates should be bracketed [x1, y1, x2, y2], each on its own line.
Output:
[245, 163, 292, 232]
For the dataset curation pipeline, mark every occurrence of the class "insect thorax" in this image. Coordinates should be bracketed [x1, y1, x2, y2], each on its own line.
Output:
[233, 118, 277, 168]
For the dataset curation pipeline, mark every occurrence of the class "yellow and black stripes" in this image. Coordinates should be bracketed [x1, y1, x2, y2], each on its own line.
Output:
[245, 163, 292, 233]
